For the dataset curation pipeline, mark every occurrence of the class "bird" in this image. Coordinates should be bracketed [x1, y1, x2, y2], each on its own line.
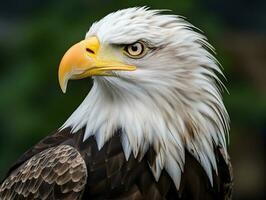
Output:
[0, 7, 233, 200]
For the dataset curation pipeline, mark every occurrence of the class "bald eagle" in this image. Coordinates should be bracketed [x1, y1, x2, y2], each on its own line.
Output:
[0, 7, 233, 200]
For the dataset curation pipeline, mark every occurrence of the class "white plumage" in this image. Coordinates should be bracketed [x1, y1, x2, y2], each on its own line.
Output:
[62, 7, 229, 189]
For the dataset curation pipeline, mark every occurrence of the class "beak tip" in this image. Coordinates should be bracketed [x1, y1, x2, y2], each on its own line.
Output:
[59, 79, 68, 94]
[60, 84, 67, 94]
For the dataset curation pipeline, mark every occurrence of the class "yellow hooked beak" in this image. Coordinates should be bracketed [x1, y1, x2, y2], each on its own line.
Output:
[58, 36, 136, 93]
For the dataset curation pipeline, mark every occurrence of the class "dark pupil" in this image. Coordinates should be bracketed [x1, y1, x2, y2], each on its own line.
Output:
[131, 44, 139, 52]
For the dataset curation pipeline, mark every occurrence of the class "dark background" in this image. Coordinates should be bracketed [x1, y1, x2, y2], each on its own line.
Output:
[0, 0, 265, 199]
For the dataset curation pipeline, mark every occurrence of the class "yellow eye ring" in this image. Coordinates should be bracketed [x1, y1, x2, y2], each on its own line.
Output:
[124, 41, 147, 58]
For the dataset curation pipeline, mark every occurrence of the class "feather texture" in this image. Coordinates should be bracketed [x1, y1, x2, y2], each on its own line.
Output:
[0, 144, 87, 200]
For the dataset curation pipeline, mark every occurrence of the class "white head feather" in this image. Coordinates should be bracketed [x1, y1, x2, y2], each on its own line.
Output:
[62, 7, 229, 189]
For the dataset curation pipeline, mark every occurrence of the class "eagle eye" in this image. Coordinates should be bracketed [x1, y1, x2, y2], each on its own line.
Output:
[123, 41, 147, 58]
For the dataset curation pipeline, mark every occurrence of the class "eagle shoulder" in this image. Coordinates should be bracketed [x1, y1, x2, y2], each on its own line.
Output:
[0, 145, 87, 200]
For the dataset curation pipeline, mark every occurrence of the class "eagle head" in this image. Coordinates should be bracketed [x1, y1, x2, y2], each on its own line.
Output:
[58, 7, 229, 189]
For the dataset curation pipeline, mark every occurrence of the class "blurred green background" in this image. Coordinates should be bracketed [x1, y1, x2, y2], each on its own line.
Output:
[0, 0, 265, 199]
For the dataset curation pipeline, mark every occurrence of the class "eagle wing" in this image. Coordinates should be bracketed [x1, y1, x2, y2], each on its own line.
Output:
[0, 128, 233, 199]
[0, 145, 87, 200]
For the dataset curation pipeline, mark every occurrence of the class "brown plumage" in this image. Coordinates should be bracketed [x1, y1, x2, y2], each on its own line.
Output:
[0, 128, 233, 199]
[0, 144, 87, 200]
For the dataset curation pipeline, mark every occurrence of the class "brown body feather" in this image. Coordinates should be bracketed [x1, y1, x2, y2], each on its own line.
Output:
[0, 128, 233, 199]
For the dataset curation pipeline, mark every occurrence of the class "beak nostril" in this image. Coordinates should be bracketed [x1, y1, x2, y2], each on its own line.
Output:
[86, 48, 95, 54]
